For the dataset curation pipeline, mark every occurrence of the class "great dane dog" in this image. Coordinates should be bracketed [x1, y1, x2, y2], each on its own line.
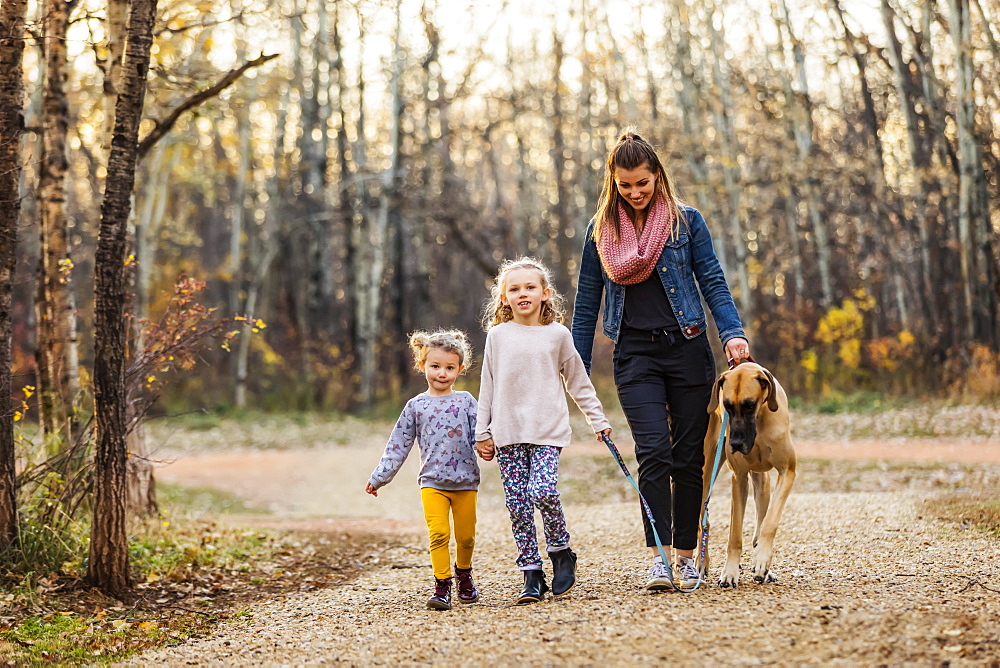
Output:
[702, 362, 797, 588]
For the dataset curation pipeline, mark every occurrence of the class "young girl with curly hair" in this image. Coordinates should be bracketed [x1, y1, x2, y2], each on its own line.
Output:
[475, 257, 612, 604]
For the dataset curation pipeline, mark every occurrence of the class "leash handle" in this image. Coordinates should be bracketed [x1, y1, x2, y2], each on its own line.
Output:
[726, 354, 756, 370]
[601, 432, 697, 593]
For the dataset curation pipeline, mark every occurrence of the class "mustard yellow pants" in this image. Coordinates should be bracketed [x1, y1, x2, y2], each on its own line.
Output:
[421, 488, 477, 580]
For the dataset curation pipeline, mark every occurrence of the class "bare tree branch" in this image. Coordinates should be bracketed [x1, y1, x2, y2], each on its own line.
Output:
[137, 52, 278, 160]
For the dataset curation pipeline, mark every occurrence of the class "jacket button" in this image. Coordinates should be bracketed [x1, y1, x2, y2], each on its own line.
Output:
[669, 288, 675, 293]
[679, 311, 684, 316]
[661, 267, 666, 272]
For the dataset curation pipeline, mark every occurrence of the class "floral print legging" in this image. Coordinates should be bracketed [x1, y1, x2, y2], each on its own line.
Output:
[496, 443, 569, 570]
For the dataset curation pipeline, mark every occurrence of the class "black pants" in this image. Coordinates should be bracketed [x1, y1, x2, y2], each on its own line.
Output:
[613, 327, 715, 550]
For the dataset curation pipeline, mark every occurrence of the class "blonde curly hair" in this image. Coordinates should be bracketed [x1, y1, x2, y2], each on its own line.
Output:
[408, 329, 473, 372]
[481, 257, 565, 330]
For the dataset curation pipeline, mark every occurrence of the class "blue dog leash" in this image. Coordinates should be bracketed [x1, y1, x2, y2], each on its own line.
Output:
[602, 367, 736, 591]
[601, 432, 692, 593]
[698, 411, 730, 581]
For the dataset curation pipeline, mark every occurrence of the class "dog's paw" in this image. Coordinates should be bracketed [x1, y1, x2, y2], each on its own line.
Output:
[718, 567, 740, 588]
[751, 562, 778, 584]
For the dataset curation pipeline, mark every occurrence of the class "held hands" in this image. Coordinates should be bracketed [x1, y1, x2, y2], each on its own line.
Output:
[725, 337, 751, 367]
[365, 482, 378, 497]
[476, 438, 496, 461]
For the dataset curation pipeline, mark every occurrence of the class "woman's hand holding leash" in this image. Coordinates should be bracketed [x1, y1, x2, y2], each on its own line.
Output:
[596, 428, 612, 441]
[725, 337, 751, 369]
[365, 482, 378, 497]
[476, 438, 496, 461]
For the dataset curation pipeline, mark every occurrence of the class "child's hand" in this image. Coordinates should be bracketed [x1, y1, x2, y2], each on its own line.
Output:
[596, 428, 612, 441]
[476, 438, 496, 461]
[365, 482, 378, 497]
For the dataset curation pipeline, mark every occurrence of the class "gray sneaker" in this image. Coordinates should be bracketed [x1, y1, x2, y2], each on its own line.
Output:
[675, 557, 700, 590]
[646, 560, 672, 591]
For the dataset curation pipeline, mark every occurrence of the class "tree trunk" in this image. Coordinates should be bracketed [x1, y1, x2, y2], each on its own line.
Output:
[298, 0, 333, 344]
[0, 0, 27, 551]
[88, 0, 158, 600]
[550, 31, 574, 281]
[102, 0, 128, 151]
[946, 0, 989, 344]
[777, 0, 833, 308]
[669, 1, 729, 276]
[228, 2, 250, 319]
[35, 0, 80, 449]
[359, 0, 402, 408]
[331, 0, 357, 371]
[707, 2, 753, 323]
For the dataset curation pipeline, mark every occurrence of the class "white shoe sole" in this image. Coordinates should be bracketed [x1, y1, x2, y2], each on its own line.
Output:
[646, 577, 673, 591]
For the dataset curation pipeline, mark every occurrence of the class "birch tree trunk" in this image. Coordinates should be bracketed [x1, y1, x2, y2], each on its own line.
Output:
[549, 31, 575, 279]
[228, 0, 250, 319]
[305, 0, 334, 341]
[878, 0, 925, 332]
[776, 0, 833, 308]
[102, 0, 128, 151]
[359, 0, 402, 408]
[36, 0, 80, 449]
[0, 0, 27, 551]
[331, 0, 357, 369]
[707, 2, 752, 322]
[669, 1, 729, 276]
[945, 0, 988, 344]
[88, 0, 158, 600]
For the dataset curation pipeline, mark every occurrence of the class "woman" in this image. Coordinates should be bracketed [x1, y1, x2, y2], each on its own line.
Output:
[571, 131, 750, 590]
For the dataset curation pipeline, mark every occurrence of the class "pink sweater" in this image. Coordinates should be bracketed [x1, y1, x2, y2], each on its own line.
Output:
[475, 321, 611, 448]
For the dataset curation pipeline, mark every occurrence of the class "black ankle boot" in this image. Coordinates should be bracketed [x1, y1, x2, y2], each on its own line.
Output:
[516, 569, 549, 604]
[548, 547, 577, 596]
[427, 577, 452, 610]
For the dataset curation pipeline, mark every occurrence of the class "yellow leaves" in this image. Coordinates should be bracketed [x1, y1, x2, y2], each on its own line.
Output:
[800, 349, 818, 373]
[22, 385, 35, 399]
[124, 254, 136, 267]
[816, 298, 864, 344]
[853, 288, 876, 311]
[838, 339, 861, 369]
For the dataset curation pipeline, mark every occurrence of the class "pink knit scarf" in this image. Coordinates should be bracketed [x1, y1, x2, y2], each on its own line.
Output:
[597, 197, 673, 285]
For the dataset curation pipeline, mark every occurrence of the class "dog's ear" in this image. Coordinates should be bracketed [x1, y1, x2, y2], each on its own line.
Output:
[707, 374, 725, 414]
[759, 368, 779, 412]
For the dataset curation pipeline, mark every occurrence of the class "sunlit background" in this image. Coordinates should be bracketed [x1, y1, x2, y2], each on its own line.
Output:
[12, 0, 1000, 412]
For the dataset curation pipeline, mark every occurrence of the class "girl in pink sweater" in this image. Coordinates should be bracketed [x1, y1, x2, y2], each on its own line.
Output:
[475, 257, 612, 604]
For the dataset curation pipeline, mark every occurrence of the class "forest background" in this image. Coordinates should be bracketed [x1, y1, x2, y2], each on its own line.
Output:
[6, 0, 1000, 419]
[0, 0, 998, 646]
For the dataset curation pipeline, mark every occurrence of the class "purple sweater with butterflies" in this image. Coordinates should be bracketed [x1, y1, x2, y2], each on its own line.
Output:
[368, 391, 480, 491]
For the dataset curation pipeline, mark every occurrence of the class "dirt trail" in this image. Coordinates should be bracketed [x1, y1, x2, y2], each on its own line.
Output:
[139, 437, 1000, 665]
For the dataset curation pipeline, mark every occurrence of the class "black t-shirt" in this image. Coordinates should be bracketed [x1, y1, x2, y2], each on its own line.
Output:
[622, 271, 680, 331]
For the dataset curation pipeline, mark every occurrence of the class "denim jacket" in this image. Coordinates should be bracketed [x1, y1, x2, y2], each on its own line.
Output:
[571, 206, 747, 373]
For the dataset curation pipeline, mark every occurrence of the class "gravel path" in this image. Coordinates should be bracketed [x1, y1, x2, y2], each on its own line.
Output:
[134, 471, 1000, 664]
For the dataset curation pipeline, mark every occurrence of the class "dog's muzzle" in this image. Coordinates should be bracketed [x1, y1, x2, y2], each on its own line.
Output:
[728, 415, 757, 455]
